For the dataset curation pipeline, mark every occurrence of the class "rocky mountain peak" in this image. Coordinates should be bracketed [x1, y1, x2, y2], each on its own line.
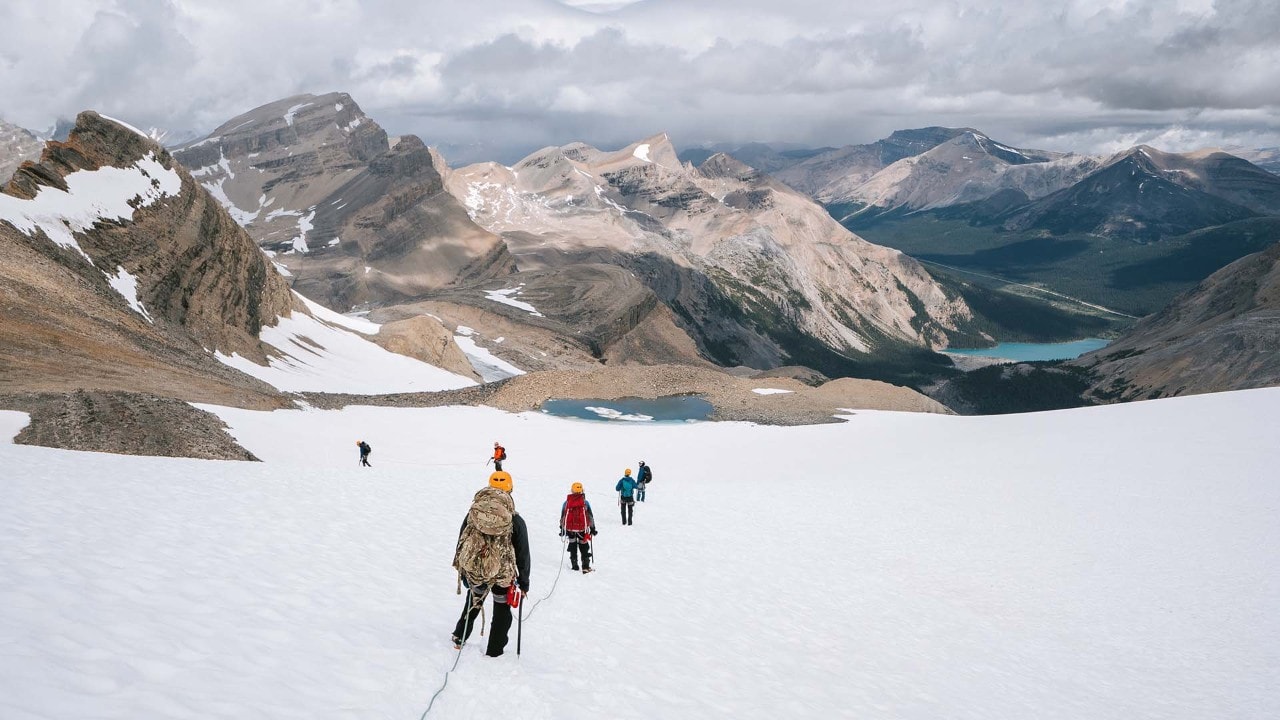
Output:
[1, 110, 299, 405]
[697, 152, 759, 181]
[881, 127, 970, 161]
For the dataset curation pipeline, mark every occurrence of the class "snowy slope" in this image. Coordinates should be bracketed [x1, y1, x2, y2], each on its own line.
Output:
[214, 292, 477, 394]
[3, 392, 1279, 719]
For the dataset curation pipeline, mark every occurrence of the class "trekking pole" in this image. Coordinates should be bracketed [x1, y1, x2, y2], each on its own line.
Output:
[516, 595, 523, 655]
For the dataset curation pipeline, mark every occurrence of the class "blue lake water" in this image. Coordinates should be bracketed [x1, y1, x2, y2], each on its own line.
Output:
[541, 396, 714, 423]
[946, 338, 1110, 362]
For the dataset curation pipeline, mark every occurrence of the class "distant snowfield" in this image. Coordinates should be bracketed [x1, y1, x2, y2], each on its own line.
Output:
[3, 391, 1280, 719]
[214, 293, 475, 394]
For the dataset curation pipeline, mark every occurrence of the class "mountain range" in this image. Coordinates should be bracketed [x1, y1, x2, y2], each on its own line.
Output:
[3, 96, 1280, 424]
[166, 96, 981, 382]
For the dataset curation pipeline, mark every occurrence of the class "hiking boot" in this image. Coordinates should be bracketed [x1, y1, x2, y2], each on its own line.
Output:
[570, 564, 579, 571]
[582, 567, 594, 574]
[451, 635, 462, 650]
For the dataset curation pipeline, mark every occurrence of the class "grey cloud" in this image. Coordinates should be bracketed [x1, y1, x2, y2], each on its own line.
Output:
[1, 0, 1277, 160]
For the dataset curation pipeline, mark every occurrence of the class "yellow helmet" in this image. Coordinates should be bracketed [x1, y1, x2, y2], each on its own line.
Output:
[489, 471, 513, 493]
[624, 468, 632, 476]
[571, 482, 584, 494]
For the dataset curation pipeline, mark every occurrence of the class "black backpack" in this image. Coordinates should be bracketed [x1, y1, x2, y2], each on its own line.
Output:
[640, 465, 652, 483]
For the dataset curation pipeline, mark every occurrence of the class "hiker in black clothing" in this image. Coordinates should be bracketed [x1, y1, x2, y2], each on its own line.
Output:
[560, 482, 597, 573]
[451, 471, 530, 657]
[357, 440, 372, 467]
[636, 460, 652, 502]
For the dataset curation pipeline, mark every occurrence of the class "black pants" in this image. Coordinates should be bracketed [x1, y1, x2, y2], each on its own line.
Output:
[493, 459, 503, 471]
[568, 538, 591, 570]
[452, 585, 514, 656]
[620, 499, 634, 524]
[360, 453, 371, 467]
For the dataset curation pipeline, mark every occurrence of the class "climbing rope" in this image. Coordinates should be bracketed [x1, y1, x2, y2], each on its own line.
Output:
[417, 489, 599, 718]
[417, 538, 570, 718]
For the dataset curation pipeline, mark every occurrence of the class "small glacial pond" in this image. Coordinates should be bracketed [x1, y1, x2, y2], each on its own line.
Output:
[541, 396, 714, 423]
[946, 338, 1110, 362]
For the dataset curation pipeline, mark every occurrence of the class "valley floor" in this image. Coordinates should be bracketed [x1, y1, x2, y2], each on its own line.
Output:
[2, 391, 1278, 719]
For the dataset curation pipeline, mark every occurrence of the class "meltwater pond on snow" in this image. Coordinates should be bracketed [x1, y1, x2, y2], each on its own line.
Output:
[946, 338, 1110, 362]
[541, 396, 714, 422]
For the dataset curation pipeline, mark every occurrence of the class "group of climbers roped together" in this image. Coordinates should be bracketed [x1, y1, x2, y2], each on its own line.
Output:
[446, 441, 655, 657]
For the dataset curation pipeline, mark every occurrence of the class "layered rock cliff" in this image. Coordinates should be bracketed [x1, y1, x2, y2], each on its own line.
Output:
[174, 93, 515, 310]
[0, 111, 295, 405]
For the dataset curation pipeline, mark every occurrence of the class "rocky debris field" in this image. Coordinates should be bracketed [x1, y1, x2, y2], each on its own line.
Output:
[304, 363, 951, 425]
[2, 391, 258, 460]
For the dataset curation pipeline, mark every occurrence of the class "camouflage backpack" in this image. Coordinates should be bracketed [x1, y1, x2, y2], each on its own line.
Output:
[452, 487, 518, 591]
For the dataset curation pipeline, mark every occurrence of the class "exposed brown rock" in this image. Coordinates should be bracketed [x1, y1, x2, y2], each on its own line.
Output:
[371, 316, 480, 381]
[301, 363, 952, 425]
[4, 390, 258, 460]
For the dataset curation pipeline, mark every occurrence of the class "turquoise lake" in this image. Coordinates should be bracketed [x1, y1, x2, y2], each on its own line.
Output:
[946, 338, 1110, 361]
[541, 396, 714, 422]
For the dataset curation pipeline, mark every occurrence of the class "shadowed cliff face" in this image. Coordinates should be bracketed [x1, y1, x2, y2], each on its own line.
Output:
[0, 111, 295, 406]
[174, 94, 515, 311]
[1076, 241, 1280, 400]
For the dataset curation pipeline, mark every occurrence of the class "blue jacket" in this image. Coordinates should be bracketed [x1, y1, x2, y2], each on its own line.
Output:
[615, 477, 638, 498]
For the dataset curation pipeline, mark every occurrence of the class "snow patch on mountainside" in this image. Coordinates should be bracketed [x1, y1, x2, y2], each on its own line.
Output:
[484, 285, 544, 317]
[106, 266, 152, 322]
[214, 293, 474, 393]
[454, 326, 525, 381]
[0, 152, 181, 261]
[283, 103, 312, 127]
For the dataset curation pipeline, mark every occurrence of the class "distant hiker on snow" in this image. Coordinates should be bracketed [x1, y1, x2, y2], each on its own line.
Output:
[451, 470, 530, 657]
[490, 441, 507, 471]
[616, 468, 638, 525]
[636, 460, 653, 502]
[357, 440, 372, 467]
[560, 482, 597, 573]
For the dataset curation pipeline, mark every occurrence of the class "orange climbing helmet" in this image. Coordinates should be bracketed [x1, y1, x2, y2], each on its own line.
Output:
[571, 482, 584, 494]
[489, 471, 513, 493]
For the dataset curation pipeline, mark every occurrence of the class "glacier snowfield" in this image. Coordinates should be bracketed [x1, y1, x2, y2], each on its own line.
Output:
[2, 391, 1278, 719]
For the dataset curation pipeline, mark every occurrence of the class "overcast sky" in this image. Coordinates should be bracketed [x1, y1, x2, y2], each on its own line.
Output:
[2, 0, 1277, 164]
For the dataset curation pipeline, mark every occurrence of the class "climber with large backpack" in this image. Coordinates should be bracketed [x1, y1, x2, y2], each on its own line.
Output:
[636, 460, 652, 501]
[559, 482, 598, 574]
[450, 470, 530, 657]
